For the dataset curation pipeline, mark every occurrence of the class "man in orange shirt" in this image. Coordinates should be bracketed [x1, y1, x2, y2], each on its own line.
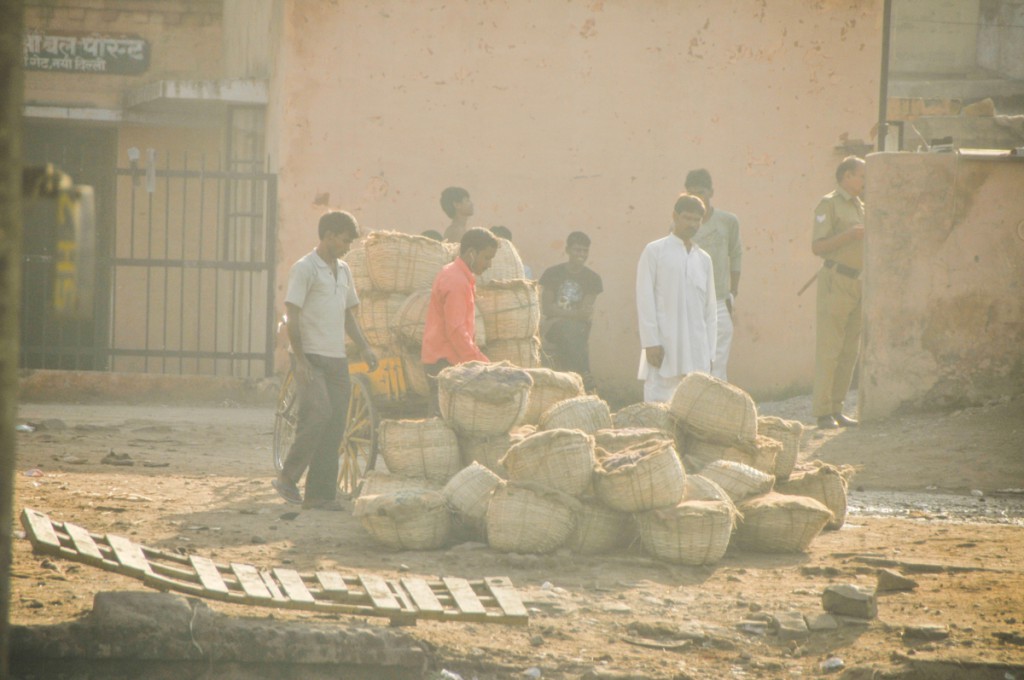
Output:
[422, 227, 499, 413]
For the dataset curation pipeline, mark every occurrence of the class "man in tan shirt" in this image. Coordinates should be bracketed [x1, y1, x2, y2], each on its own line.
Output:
[811, 156, 865, 429]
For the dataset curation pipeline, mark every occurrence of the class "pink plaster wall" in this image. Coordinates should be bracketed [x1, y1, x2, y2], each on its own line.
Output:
[861, 153, 1024, 418]
[270, 0, 883, 399]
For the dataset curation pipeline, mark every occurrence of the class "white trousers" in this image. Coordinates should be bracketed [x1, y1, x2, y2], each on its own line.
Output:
[711, 299, 733, 381]
[643, 371, 683, 403]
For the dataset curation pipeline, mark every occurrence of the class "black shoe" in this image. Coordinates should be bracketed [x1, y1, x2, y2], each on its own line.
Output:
[834, 413, 859, 427]
[272, 476, 303, 504]
[817, 415, 839, 429]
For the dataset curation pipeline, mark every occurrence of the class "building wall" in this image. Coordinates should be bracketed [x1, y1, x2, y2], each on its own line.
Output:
[860, 153, 1024, 418]
[890, 0, 980, 75]
[978, 0, 1024, 80]
[268, 0, 883, 399]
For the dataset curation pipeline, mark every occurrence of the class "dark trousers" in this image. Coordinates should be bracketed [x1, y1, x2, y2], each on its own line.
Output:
[544, 319, 595, 391]
[425, 359, 452, 417]
[281, 355, 350, 502]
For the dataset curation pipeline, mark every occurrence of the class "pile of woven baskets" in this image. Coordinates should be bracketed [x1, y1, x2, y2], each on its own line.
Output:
[345, 231, 540, 394]
[355, 369, 853, 564]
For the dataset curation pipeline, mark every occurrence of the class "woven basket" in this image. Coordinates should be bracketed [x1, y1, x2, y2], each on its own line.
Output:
[438, 361, 533, 435]
[568, 498, 636, 555]
[478, 237, 526, 284]
[538, 395, 613, 435]
[358, 471, 441, 499]
[343, 246, 372, 294]
[485, 337, 541, 368]
[734, 492, 832, 553]
[398, 340, 431, 397]
[757, 416, 805, 481]
[499, 429, 595, 497]
[683, 434, 780, 476]
[637, 500, 734, 565]
[378, 418, 461, 483]
[363, 231, 450, 293]
[669, 373, 758, 446]
[355, 292, 405, 349]
[594, 439, 686, 512]
[777, 462, 853, 530]
[681, 474, 735, 506]
[612, 402, 676, 434]
[522, 369, 585, 424]
[442, 462, 502, 533]
[354, 489, 451, 550]
[392, 290, 487, 347]
[699, 460, 775, 503]
[458, 432, 514, 476]
[595, 428, 673, 455]
[475, 280, 540, 341]
[486, 482, 578, 554]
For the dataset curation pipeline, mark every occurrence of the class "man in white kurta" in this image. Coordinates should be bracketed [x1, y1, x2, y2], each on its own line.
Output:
[636, 194, 718, 403]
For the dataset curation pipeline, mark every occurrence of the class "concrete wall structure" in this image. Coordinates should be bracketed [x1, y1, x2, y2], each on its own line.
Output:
[268, 0, 884, 401]
[860, 153, 1024, 418]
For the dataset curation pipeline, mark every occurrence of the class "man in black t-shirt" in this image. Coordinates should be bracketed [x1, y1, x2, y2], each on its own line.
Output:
[539, 231, 603, 392]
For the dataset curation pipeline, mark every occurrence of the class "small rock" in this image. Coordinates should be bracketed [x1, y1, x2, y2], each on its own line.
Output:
[279, 512, 299, 521]
[250, 535, 267, 545]
[601, 602, 633, 615]
[820, 656, 845, 673]
[822, 584, 877, 619]
[530, 634, 544, 647]
[522, 668, 542, 679]
[903, 624, 950, 641]
[771, 610, 810, 641]
[438, 671, 465, 680]
[737, 620, 768, 636]
[38, 418, 67, 431]
[971, 489, 984, 497]
[806, 613, 839, 631]
[399, 564, 410, 572]
[876, 568, 918, 593]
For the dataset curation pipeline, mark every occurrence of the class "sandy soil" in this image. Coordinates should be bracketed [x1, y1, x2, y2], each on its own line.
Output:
[9, 395, 1024, 679]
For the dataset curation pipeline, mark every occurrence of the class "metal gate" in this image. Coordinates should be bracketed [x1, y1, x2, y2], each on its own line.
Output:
[107, 156, 278, 378]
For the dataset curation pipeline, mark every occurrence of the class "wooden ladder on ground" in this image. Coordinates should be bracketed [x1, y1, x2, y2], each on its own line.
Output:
[20, 508, 528, 626]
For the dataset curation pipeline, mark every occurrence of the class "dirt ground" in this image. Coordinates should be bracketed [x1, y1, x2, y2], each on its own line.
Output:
[9, 393, 1024, 679]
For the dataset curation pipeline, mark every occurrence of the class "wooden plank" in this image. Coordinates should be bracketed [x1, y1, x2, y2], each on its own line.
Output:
[232, 563, 272, 600]
[259, 570, 286, 601]
[442, 577, 487, 616]
[483, 577, 529, 620]
[63, 522, 106, 565]
[359, 574, 402, 611]
[106, 534, 153, 576]
[21, 509, 61, 551]
[315, 571, 349, 599]
[190, 555, 230, 594]
[273, 568, 315, 604]
[400, 578, 444, 614]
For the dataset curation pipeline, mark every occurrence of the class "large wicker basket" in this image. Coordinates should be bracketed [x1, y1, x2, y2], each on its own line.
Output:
[568, 498, 636, 555]
[363, 231, 450, 293]
[699, 460, 775, 503]
[354, 489, 452, 550]
[399, 340, 431, 397]
[733, 492, 832, 553]
[442, 462, 502, 533]
[683, 434, 780, 476]
[356, 292, 406, 349]
[637, 500, 734, 565]
[378, 418, 461, 483]
[522, 369, 585, 424]
[438, 361, 533, 435]
[669, 373, 758, 446]
[486, 482, 578, 554]
[358, 471, 441, 499]
[538, 395, 613, 435]
[458, 432, 513, 476]
[595, 428, 672, 455]
[613, 402, 676, 434]
[499, 429, 595, 497]
[485, 337, 542, 368]
[594, 439, 686, 512]
[681, 474, 735, 507]
[757, 416, 805, 481]
[777, 462, 853, 530]
[478, 237, 526, 284]
[343, 246, 372, 294]
[475, 280, 540, 341]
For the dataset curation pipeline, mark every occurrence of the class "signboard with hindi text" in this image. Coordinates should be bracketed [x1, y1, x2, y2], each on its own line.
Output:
[23, 31, 150, 75]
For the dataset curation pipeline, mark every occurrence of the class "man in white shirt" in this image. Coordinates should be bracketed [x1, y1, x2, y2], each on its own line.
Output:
[636, 194, 717, 403]
[273, 211, 378, 510]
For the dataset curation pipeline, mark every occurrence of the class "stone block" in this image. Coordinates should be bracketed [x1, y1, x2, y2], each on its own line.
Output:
[822, 584, 877, 619]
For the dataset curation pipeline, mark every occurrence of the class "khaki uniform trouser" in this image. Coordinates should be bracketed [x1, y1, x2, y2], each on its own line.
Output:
[812, 267, 861, 418]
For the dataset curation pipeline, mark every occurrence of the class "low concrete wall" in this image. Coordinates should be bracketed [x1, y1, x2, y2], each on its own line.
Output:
[860, 152, 1024, 419]
[18, 369, 279, 406]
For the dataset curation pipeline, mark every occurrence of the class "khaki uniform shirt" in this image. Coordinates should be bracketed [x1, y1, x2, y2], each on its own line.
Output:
[812, 187, 864, 271]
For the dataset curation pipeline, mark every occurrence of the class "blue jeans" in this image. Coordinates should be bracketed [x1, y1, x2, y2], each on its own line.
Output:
[281, 355, 350, 502]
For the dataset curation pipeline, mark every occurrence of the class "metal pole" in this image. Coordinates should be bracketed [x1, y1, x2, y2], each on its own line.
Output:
[877, 0, 894, 151]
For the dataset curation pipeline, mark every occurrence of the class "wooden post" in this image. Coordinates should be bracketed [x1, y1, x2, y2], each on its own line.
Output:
[0, 0, 25, 675]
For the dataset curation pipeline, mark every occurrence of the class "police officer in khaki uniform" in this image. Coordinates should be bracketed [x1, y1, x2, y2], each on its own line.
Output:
[811, 156, 865, 429]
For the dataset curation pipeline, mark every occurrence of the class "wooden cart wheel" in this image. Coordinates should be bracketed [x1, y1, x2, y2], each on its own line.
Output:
[338, 373, 378, 497]
[272, 369, 297, 473]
